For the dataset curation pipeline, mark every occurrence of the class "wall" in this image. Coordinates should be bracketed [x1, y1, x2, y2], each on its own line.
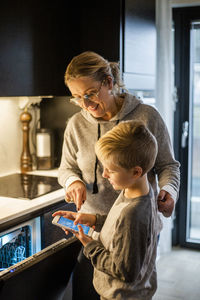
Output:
[0, 97, 42, 176]
[0, 98, 23, 176]
[0, 97, 42, 175]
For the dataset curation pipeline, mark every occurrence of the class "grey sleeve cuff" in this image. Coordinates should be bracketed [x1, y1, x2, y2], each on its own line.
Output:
[161, 184, 178, 203]
[83, 240, 101, 258]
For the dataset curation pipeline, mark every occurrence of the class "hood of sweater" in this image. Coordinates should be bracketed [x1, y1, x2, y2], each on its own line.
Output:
[79, 93, 143, 194]
[80, 93, 143, 124]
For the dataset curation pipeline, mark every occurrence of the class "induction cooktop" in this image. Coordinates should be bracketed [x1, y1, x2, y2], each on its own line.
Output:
[0, 173, 62, 200]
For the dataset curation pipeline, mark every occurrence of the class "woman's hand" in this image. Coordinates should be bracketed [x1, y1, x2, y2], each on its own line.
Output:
[73, 225, 93, 247]
[65, 181, 86, 211]
[157, 190, 175, 217]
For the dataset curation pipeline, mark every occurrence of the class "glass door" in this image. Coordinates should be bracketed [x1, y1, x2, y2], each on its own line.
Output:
[188, 22, 200, 241]
[173, 7, 200, 249]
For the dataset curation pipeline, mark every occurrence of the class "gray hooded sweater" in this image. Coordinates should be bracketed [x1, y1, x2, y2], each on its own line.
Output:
[58, 93, 180, 216]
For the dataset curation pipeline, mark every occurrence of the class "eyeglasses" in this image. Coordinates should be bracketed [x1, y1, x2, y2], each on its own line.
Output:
[70, 80, 104, 106]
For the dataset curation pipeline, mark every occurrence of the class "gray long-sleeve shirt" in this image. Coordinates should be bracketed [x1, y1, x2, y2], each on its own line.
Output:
[84, 186, 158, 300]
[58, 93, 180, 217]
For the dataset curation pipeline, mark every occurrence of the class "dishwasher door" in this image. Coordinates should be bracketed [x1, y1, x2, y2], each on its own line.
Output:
[0, 217, 41, 271]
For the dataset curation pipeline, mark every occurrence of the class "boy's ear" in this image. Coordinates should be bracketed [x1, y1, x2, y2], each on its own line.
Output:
[132, 166, 143, 178]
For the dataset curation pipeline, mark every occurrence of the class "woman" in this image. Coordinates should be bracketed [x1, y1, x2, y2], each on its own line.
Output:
[58, 51, 180, 299]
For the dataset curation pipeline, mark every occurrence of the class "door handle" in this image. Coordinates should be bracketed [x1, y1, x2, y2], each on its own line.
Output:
[181, 121, 189, 148]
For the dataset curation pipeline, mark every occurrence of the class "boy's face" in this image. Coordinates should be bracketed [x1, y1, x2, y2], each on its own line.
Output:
[101, 161, 135, 190]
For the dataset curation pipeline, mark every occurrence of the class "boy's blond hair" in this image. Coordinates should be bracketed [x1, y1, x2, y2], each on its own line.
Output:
[95, 121, 158, 175]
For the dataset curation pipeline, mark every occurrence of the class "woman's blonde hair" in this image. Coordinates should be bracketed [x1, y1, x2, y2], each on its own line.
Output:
[95, 121, 158, 175]
[64, 51, 125, 94]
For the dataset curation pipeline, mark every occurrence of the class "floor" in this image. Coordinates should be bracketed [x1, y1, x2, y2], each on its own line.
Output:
[153, 246, 200, 300]
[63, 246, 200, 300]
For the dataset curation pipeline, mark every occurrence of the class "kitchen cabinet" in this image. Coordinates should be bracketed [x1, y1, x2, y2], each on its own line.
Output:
[79, 0, 155, 91]
[0, 1, 80, 97]
[78, 0, 122, 63]
[0, 237, 81, 300]
[0, 0, 155, 97]
[40, 0, 156, 167]
[123, 0, 156, 91]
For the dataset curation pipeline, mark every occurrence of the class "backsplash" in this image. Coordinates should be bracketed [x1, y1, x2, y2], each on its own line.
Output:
[0, 97, 80, 176]
[40, 97, 80, 168]
[0, 98, 23, 176]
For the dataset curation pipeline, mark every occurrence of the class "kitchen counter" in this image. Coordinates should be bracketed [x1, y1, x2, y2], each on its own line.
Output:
[0, 169, 65, 232]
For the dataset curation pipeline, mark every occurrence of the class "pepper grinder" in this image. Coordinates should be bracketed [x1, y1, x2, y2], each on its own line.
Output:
[20, 108, 32, 173]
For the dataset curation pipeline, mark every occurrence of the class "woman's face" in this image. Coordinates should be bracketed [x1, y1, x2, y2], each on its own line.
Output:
[67, 77, 117, 120]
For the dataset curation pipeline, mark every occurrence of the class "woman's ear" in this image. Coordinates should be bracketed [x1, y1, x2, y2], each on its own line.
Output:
[132, 166, 143, 178]
[105, 76, 113, 91]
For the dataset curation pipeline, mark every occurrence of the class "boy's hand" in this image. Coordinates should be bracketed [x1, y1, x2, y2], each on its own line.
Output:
[73, 225, 93, 247]
[157, 190, 175, 217]
[52, 210, 96, 235]
[52, 210, 77, 235]
[52, 210, 77, 221]
[74, 213, 96, 227]
[52, 211, 96, 226]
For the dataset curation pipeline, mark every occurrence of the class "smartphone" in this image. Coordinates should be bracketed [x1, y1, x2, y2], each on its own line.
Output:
[52, 216, 94, 236]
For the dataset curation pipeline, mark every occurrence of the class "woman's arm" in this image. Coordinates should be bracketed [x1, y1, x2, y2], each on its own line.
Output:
[58, 122, 83, 187]
[58, 119, 87, 210]
[148, 106, 180, 215]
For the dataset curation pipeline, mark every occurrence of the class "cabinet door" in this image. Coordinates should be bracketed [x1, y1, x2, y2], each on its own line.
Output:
[123, 0, 156, 91]
[79, 0, 122, 62]
[0, 1, 80, 97]
[0, 2, 33, 96]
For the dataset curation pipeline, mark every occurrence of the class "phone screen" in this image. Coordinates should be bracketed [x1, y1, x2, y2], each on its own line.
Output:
[57, 216, 90, 235]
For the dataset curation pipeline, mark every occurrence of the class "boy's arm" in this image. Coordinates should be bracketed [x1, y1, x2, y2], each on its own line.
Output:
[83, 213, 150, 283]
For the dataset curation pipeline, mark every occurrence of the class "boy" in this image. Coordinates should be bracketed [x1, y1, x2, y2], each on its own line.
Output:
[53, 120, 158, 300]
